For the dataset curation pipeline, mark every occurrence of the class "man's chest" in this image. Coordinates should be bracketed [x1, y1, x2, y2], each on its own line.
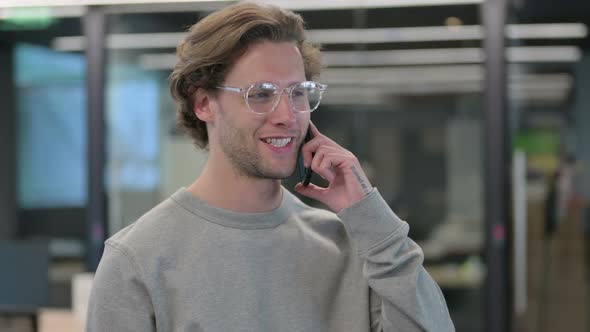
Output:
[147, 229, 369, 331]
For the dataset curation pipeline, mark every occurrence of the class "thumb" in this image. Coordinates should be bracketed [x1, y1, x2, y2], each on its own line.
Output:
[294, 182, 328, 202]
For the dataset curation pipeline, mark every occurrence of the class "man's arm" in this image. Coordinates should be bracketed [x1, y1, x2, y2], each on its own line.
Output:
[86, 243, 156, 332]
[295, 122, 454, 331]
[338, 190, 454, 331]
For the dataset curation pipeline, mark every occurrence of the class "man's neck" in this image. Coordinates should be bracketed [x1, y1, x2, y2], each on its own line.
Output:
[187, 160, 283, 213]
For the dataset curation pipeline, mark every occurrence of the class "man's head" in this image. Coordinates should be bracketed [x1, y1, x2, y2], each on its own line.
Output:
[169, 1, 322, 149]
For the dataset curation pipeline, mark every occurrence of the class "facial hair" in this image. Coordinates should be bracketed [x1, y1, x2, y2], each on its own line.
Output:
[217, 110, 298, 180]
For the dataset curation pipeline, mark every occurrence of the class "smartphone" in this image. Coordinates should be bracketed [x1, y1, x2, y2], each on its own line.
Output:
[297, 126, 314, 186]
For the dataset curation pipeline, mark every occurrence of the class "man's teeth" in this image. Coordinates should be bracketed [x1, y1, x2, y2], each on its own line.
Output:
[264, 137, 292, 147]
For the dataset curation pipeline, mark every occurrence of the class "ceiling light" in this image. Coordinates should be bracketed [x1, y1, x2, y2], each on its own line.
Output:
[507, 23, 587, 39]
[0, 0, 231, 8]
[321, 65, 483, 84]
[0, 0, 483, 9]
[308, 23, 587, 44]
[0, 6, 85, 19]
[261, 0, 483, 10]
[53, 32, 184, 51]
[137, 45, 581, 71]
[307, 26, 484, 44]
[506, 46, 581, 63]
[323, 46, 581, 66]
[139, 53, 178, 69]
[324, 48, 483, 66]
[52, 21, 587, 52]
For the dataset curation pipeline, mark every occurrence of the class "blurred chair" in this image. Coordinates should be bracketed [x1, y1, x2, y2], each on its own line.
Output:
[0, 240, 50, 332]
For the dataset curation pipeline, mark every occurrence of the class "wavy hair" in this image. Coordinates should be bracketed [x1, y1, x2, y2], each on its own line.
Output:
[169, 2, 323, 149]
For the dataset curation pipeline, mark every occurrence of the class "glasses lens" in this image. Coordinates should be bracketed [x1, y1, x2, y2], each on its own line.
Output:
[291, 82, 323, 113]
[246, 83, 279, 114]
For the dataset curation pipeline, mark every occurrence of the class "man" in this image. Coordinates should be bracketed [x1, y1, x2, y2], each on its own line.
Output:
[86, 2, 454, 331]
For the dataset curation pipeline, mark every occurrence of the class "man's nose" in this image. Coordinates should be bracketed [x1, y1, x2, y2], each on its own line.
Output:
[269, 91, 296, 126]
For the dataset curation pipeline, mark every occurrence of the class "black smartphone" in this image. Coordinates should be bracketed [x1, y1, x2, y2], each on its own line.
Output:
[297, 126, 314, 186]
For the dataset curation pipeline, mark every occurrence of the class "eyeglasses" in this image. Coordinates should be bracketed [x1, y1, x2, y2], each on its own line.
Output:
[217, 81, 327, 115]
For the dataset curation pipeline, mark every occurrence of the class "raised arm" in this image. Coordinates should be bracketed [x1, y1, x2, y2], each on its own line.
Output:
[295, 122, 454, 331]
[338, 190, 454, 331]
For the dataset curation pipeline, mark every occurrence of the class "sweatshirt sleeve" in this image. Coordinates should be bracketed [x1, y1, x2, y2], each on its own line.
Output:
[337, 189, 455, 332]
[86, 242, 156, 332]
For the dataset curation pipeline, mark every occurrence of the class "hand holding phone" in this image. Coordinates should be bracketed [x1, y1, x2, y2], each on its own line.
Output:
[297, 126, 314, 186]
[294, 122, 373, 213]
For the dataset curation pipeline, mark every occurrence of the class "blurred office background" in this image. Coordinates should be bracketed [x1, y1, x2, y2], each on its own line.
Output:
[0, 0, 589, 331]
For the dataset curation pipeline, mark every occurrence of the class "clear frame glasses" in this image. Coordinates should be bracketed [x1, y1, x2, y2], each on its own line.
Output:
[217, 81, 327, 115]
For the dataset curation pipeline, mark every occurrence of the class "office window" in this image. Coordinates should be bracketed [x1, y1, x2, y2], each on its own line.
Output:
[107, 73, 160, 191]
[15, 43, 86, 208]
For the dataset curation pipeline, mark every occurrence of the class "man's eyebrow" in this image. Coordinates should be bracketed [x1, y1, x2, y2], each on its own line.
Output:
[285, 80, 305, 87]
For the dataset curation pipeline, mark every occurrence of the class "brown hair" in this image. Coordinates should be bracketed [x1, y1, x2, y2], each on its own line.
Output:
[169, 1, 323, 149]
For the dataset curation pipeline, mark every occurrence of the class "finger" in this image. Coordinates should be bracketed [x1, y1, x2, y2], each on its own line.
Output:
[315, 151, 354, 183]
[302, 137, 341, 167]
[294, 182, 328, 201]
[301, 136, 325, 168]
[310, 145, 334, 171]
[320, 153, 346, 181]
[303, 147, 314, 168]
[313, 157, 336, 182]
[308, 121, 320, 137]
[310, 146, 341, 179]
[310, 149, 325, 174]
[302, 121, 338, 150]
[301, 134, 321, 167]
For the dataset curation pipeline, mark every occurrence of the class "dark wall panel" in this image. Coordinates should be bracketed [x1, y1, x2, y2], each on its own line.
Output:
[0, 42, 17, 239]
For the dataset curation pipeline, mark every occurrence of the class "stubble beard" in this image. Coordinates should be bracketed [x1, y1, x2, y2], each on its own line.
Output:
[218, 120, 297, 180]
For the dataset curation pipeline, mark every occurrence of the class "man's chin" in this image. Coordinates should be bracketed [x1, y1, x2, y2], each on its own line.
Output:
[264, 169, 295, 180]
[259, 165, 296, 180]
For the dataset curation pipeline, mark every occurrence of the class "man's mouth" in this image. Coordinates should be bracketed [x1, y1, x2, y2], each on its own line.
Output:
[261, 137, 293, 148]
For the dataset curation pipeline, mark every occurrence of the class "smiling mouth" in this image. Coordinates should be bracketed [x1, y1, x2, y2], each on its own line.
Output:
[261, 137, 293, 148]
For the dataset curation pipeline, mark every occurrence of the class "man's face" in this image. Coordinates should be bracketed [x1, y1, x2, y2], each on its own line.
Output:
[210, 41, 311, 180]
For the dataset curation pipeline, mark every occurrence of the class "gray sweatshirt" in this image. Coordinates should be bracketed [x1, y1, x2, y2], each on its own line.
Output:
[86, 187, 454, 331]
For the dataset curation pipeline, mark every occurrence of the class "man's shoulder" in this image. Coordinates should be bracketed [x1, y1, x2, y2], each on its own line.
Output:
[283, 189, 347, 235]
[284, 189, 338, 219]
[105, 192, 191, 255]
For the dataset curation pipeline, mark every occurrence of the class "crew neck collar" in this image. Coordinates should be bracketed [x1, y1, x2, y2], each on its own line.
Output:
[171, 187, 293, 229]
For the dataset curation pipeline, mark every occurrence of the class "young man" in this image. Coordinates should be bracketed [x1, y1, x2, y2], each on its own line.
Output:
[86, 2, 454, 331]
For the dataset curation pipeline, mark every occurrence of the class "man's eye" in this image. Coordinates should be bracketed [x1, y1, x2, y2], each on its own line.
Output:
[292, 89, 307, 98]
[248, 90, 273, 101]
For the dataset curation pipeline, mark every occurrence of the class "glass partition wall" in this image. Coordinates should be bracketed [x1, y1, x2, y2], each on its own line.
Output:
[0, 5, 87, 309]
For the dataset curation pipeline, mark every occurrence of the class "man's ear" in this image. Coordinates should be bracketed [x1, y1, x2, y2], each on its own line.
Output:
[193, 88, 216, 123]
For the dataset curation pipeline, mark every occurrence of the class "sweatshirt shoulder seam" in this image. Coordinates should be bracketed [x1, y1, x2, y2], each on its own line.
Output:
[105, 241, 149, 285]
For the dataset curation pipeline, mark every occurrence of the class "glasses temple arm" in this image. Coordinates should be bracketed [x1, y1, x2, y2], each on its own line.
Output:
[217, 86, 242, 93]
